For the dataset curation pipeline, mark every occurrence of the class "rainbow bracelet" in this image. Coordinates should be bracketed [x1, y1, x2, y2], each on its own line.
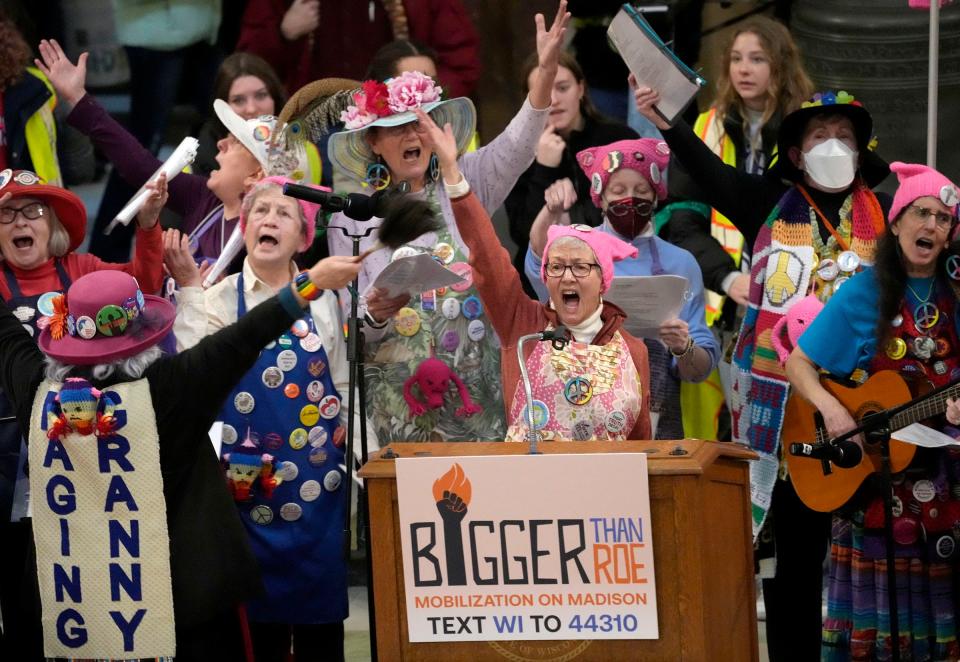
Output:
[294, 270, 323, 301]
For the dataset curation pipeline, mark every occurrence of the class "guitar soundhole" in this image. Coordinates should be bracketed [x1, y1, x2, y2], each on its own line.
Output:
[855, 402, 884, 453]
[855, 402, 883, 422]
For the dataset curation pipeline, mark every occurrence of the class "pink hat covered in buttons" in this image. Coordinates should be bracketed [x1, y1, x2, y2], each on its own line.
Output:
[576, 138, 671, 207]
[888, 162, 959, 224]
[541, 224, 638, 293]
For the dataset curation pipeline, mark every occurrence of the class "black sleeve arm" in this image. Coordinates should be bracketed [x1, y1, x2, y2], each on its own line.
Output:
[505, 163, 563, 247]
[147, 292, 305, 448]
[661, 121, 777, 242]
[0, 302, 47, 433]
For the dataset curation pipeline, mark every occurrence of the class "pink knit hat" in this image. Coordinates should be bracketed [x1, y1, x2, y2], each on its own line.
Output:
[888, 162, 959, 223]
[240, 176, 328, 252]
[541, 224, 639, 293]
[576, 139, 671, 207]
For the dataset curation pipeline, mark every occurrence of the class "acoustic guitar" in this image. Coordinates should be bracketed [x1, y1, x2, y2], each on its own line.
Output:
[783, 370, 960, 513]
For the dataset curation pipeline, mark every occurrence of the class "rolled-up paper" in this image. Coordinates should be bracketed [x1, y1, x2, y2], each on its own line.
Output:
[106, 136, 200, 234]
[202, 222, 244, 288]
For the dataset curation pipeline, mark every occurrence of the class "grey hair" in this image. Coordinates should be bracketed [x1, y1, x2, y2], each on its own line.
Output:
[240, 180, 308, 247]
[44, 346, 165, 383]
[548, 235, 593, 256]
[47, 208, 71, 258]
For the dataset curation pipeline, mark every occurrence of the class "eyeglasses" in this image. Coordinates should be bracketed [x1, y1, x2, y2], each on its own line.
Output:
[381, 121, 419, 136]
[907, 204, 955, 230]
[545, 262, 600, 279]
[0, 202, 45, 224]
[607, 200, 654, 217]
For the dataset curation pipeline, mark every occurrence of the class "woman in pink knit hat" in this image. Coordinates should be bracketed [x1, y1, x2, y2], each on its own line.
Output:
[411, 108, 652, 441]
[524, 138, 717, 441]
[787, 162, 960, 659]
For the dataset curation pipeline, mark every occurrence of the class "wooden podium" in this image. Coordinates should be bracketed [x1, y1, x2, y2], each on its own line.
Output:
[358, 440, 758, 662]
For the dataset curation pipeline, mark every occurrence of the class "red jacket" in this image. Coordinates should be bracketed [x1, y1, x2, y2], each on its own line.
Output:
[450, 191, 653, 441]
[236, 0, 480, 98]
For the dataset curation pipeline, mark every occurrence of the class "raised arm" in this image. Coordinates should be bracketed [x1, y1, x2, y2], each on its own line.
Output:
[37, 39, 209, 218]
[632, 80, 783, 244]
[416, 109, 545, 346]
[457, 3, 570, 211]
[73, 174, 169, 295]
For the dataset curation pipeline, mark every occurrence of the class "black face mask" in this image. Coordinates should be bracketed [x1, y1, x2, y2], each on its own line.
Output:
[605, 197, 654, 239]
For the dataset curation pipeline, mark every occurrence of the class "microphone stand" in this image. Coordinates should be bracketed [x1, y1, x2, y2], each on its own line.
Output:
[833, 413, 899, 662]
[517, 334, 544, 454]
[516, 329, 570, 454]
[817, 402, 933, 662]
[325, 219, 378, 661]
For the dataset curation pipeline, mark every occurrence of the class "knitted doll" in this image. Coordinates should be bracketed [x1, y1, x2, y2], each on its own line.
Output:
[403, 357, 482, 418]
[46, 377, 118, 439]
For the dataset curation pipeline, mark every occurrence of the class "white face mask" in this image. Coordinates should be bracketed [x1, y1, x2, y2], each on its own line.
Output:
[801, 138, 858, 192]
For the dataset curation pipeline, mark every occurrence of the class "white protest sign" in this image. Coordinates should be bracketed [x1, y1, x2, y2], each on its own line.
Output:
[29, 379, 175, 659]
[396, 453, 658, 642]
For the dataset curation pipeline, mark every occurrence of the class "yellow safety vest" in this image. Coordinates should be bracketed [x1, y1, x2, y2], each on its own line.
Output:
[693, 108, 744, 327]
[23, 68, 63, 187]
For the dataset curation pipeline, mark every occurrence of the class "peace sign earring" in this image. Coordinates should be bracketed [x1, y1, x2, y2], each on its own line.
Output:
[364, 157, 391, 191]
[946, 254, 960, 281]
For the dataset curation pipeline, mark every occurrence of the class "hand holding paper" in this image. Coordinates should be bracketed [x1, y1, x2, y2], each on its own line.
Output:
[609, 5, 705, 126]
[603, 274, 688, 338]
[367, 253, 466, 299]
[107, 136, 199, 233]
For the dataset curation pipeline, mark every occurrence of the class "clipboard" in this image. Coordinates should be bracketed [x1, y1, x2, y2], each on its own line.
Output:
[608, 4, 707, 125]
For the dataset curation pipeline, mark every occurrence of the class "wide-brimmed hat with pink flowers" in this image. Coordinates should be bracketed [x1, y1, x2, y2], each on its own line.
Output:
[327, 72, 476, 182]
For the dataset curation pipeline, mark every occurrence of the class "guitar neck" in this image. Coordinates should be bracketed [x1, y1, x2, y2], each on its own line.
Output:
[890, 383, 960, 431]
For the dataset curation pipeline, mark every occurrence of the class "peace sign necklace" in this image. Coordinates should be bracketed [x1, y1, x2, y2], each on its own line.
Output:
[906, 277, 939, 330]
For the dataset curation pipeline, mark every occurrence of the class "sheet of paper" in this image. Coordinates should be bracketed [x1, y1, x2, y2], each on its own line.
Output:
[367, 253, 466, 298]
[604, 274, 688, 339]
[893, 422, 960, 448]
[209, 421, 224, 458]
[607, 6, 705, 124]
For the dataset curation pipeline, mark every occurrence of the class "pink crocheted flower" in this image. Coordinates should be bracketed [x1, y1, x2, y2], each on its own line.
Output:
[341, 106, 378, 130]
[386, 71, 443, 114]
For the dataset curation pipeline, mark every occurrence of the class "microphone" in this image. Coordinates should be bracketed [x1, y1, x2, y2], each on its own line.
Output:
[789, 439, 863, 469]
[539, 326, 570, 350]
[283, 183, 378, 221]
[283, 182, 413, 222]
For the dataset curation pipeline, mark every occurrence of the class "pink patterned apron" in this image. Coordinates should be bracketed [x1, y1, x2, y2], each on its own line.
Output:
[505, 330, 642, 441]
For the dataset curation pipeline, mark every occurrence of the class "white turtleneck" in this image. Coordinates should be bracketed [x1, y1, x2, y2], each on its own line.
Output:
[560, 303, 604, 343]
